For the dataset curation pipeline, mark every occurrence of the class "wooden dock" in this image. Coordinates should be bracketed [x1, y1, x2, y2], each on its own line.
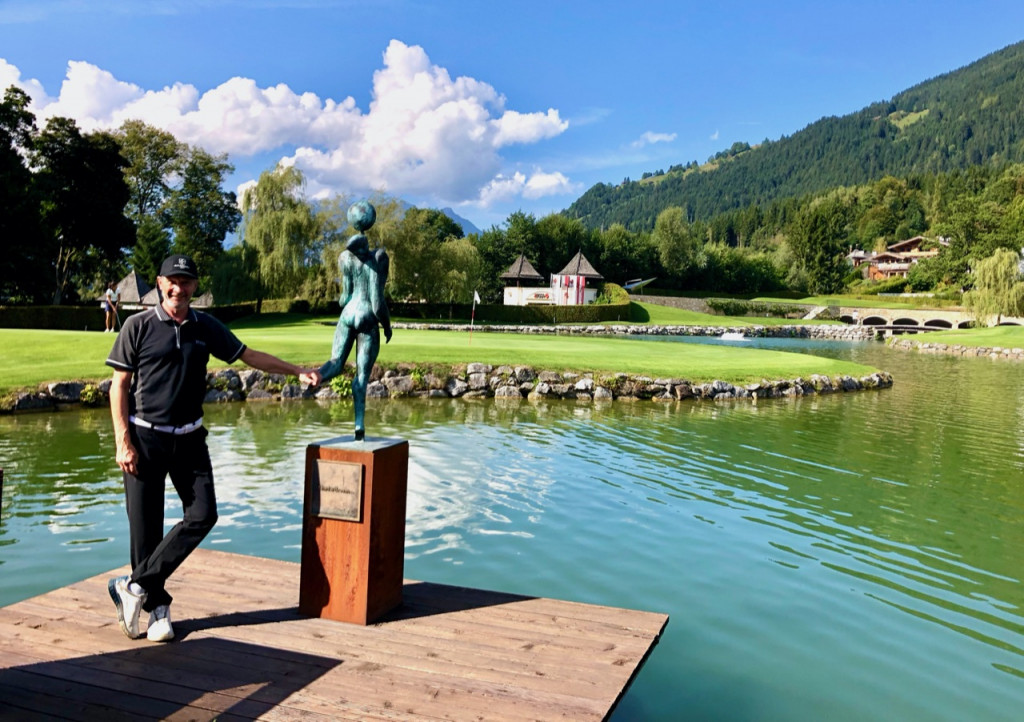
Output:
[0, 548, 668, 720]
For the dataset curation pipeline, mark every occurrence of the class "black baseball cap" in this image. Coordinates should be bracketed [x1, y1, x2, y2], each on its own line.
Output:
[158, 254, 199, 279]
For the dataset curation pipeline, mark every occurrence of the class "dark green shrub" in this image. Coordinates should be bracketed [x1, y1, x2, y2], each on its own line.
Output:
[705, 298, 808, 318]
[389, 300, 632, 324]
[79, 384, 104, 407]
[258, 299, 310, 314]
[205, 303, 258, 323]
[0, 305, 144, 331]
[858, 277, 909, 295]
[329, 376, 353, 397]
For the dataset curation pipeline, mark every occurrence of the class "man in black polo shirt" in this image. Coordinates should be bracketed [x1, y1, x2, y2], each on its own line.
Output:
[106, 254, 320, 642]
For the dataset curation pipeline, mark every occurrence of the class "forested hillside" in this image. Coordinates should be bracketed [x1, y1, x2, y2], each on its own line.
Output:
[566, 40, 1024, 230]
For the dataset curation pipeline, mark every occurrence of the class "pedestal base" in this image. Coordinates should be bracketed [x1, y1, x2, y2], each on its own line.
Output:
[299, 436, 409, 625]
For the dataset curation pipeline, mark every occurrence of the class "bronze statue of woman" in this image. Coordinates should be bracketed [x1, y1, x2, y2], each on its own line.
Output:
[319, 201, 392, 440]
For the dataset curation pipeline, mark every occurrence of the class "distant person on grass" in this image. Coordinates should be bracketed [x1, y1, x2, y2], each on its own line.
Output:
[102, 281, 120, 333]
[105, 254, 321, 642]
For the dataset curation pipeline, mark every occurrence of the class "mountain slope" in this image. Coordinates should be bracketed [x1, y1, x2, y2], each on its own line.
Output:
[566, 40, 1024, 230]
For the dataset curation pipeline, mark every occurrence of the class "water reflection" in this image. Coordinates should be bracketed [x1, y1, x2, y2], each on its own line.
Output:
[2, 340, 1024, 720]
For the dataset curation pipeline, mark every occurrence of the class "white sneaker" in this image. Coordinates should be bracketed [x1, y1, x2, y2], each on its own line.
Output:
[147, 604, 174, 642]
[108, 576, 146, 639]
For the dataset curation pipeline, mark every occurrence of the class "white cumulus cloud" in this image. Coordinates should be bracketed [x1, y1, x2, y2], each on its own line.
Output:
[631, 130, 676, 148]
[0, 58, 52, 109]
[1, 39, 572, 208]
[476, 170, 579, 206]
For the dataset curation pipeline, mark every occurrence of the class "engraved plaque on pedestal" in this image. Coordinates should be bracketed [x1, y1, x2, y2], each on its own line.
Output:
[311, 460, 363, 522]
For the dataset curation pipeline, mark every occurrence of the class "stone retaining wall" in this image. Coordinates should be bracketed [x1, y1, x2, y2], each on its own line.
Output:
[629, 295, 713, 313]
[887, 337, 1024, 361]
[4, 363, 893, 413]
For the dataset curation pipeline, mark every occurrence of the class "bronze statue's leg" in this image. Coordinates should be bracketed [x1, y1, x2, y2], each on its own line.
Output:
[319, 321, 357, 381]
[352, 327, 381, 439]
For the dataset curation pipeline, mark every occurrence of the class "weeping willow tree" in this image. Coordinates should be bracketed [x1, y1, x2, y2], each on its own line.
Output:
[963, 248, 1024, 325]
[238, 165, 320, 312]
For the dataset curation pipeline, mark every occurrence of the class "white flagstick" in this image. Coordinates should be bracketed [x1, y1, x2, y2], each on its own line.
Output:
[469, 290, 480, 345]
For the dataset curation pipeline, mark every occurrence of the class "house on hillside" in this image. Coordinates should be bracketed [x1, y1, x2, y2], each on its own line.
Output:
[848, 236, 948, 281]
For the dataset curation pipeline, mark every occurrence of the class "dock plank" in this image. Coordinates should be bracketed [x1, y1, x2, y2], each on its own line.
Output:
[0, 548, 667, 721]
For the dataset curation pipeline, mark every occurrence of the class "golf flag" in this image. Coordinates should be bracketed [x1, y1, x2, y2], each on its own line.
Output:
[470, 289, 480, 345]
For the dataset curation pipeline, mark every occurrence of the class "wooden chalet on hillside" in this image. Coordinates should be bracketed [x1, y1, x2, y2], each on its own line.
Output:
[848, 236, 948, 281]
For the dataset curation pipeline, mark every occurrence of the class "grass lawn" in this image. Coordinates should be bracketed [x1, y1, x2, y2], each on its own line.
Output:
[374, 302, 836, 327]
[911, 325, 1024, 347]
[629, 302, 839, 326]
[0, 316, 877, 395]
[752, 294, 962, 310]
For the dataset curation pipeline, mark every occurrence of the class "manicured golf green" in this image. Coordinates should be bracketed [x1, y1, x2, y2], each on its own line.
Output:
[0, 316, 878, 395]
[911, 325, 1024, 347]
[752, 294, 962, 310]
[627, 302, 836, 326]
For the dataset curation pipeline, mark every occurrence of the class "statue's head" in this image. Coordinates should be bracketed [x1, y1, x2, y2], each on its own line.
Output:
[348, 200, 376, 232]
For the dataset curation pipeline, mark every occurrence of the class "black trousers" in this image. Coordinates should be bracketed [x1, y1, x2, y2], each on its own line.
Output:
[123, 424, 218, 611]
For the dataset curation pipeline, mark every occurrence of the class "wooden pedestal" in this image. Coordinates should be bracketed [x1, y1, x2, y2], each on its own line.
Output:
[298, 436, 409, 625]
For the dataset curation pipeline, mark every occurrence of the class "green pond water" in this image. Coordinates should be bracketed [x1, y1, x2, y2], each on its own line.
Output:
[2, 337, 1023, 721]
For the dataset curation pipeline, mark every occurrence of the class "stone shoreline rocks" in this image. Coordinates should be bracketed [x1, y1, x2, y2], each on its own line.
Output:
[887, 337, 1024, 361]
[393, 321, 877, 341]
[2, 322, 893, 413]
[4, 362, 893, 413]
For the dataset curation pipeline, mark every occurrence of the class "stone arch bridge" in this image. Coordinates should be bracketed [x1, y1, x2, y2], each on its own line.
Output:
[836, 306, 1023, 331]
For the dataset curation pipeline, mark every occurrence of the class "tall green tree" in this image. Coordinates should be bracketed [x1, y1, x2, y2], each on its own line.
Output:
[0, 86, 43, 302]
[473, 224, 513, 302]
[963, 248, 1024, 325]
[790, 196, 849, 294]
[595, 224, 656, 283]
[436, 235, 482, 303]
[652, 206, 699, 283]
[210, 244, 260, 305]
[534, 214, 591, 279]
[383, 207, 468, 302]
[239, 165, 319, 311]
[115, 120, 183, 224]
[933, 196, 1004, 285]
[164, 147, 241, 287]
[32, 117, 133, 303]
[131, 214, 171, 285]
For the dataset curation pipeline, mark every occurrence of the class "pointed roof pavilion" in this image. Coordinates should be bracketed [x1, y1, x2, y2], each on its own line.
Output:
[112, 270, 153, 304]
[556, 250, 603, 280]
[500, 254, 545, 283]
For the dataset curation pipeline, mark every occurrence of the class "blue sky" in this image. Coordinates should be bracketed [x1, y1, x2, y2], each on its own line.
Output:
[2, 1, 1024, 232]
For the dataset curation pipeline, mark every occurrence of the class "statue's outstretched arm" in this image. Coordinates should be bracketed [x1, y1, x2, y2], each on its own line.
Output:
[373, 248, 393, 342]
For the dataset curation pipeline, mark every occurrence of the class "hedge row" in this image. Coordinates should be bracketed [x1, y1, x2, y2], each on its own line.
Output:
[705, 298, 812, 318]
[0, 304, 261, 329]
[1, 286, 632, 330]
[0, 305, 145, 331]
